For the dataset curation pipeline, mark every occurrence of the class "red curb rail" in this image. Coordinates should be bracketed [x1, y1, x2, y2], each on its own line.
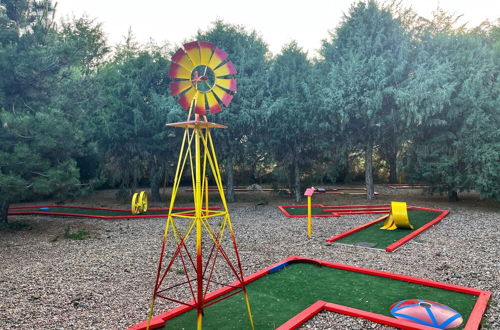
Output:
[8, 205, 221, 219]
[325, 214, 390, 242]
[385, 210, 450, 252]
[128, 256, 490, 330]
[277, 204, 341, 218]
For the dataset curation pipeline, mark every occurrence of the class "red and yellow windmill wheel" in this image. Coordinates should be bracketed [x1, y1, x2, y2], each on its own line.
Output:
[168, 41, 237, 116]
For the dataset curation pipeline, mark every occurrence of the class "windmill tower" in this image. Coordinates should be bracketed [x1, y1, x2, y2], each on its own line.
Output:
[146, 41, 254, 330]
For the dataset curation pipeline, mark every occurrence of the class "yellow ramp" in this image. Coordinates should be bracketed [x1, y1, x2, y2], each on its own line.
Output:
[380, 201, 413, 230]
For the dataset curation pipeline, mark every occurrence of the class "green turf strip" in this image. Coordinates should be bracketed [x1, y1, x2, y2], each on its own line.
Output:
[335, 209, 441, 249]
[282, 206, 334, 216]
[15, 207, 178, 217]
[157, 262, 476, 329]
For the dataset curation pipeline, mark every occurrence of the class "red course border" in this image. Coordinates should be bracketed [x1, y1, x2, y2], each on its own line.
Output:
[8, 205, 221, 220]
[277, 204, 341, 218]
[129, 256, 490, 330]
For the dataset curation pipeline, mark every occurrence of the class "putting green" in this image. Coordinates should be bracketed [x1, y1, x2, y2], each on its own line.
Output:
[334, 209, 440, 249]
[7, 206, 216, 218]
[157, 262, 477, 329]
[32, 207, 169, 216]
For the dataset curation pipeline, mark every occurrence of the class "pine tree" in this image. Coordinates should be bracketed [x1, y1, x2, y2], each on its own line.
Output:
[197, 20, 269, 202]
[266, 42, 325, 202]
[0, 0, 107, 222]
[321, 1, 411, 199]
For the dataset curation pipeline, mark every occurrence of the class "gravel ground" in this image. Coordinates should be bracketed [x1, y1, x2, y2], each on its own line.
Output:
[0, 186, 498, 329]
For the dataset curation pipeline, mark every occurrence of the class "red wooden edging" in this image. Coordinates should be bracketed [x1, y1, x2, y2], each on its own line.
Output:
[385, 210, 450, 252]
[325, 214, 389, 242]
[8, 205, 221, 219]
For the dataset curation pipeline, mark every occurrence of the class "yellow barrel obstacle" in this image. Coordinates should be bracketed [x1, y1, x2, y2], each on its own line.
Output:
[380, 201, 413, 230]
[131, 191, 148, 215]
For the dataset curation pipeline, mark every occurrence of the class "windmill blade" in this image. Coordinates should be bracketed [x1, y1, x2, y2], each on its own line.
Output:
[206, 92, 222, 114]
[170, 80, 192, 97]
[184, 41, 201, 66]
[214, 61, 237, 77]
[208, 47, 229, 68]
[172, 48, 194, 71]
[199, 41, 214, 65]
[168, 41, 237, 115]
[194, 92, 207, 115]
[212, 85, 234, 107]
[178, 88, 197, 110]
[215, 78, 237, 92]
[168, 63, 191, 80]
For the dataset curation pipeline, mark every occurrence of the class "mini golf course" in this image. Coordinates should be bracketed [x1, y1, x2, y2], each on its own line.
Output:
[278, 204, 391, 217]
[130, 257, 490, 330]
[326, 207, 449, 252]
[279, 204, 449, 252]
[8, 205, 220, 219]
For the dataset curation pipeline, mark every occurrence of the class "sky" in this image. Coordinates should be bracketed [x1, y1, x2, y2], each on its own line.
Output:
[55, 0, 499, 57]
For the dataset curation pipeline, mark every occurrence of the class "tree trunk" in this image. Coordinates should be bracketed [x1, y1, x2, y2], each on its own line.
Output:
[226, 155, 235, 203]
[150, 167, 162, 202]
[294, 157, 301, 203]
[365, 143, 375, 200]
[0, 200, 9, 224]
[388, 145, 397, 184]
[448, 190, 459, 202]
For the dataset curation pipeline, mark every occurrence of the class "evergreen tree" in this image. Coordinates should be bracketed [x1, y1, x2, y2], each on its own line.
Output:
[321, 0, 411, 199]
[91, 41, 183, 201]
[266, 42, 324, 202]
[399, 13, 500, 200]
[197, 20, 269, 202]
[0, 0, 107, 222]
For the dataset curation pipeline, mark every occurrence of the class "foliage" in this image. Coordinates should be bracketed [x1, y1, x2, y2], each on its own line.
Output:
[399, 13, 500, 200]
[321, 0, 412, 198]
[0, 0, 108, 222]
[63, 226, 89, 240]
[90, 42, 183, 197]
[1, 0, 499, 214]
[265, 42, 326, 201]
[195, 21, 270, 201]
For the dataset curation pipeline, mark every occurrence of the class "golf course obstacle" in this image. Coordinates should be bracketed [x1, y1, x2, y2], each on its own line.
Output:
[144, 41, 253, 330]
[131, 191, 148, 215]
[7, 205, 222, 219]
[390, 299, 463, 329]
[380, 201, 414, 230]
[129, 256, 491, 330]
[279, 203, 449, 251]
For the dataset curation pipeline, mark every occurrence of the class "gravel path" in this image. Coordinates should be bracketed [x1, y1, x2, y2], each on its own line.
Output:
[0, 187, 498, 329]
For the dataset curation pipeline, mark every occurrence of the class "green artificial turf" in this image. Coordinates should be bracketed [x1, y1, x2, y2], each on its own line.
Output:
[157, 262, 477, 329]
[14, 207, 183, 217]
[282, 206, 334, 216]
[335, 209, 441, 249]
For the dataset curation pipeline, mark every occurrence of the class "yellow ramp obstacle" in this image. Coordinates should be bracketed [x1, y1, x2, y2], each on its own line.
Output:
[380, 201, 413, 230]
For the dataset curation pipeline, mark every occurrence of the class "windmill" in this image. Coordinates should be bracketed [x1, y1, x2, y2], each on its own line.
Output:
[146, 41, 254, 330]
